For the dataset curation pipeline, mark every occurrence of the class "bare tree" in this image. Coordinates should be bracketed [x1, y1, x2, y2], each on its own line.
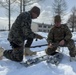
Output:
[0, 0, 44, 30]
[0, 0, 17, 30]
[68, 7, 76, 32]
[17, 0, 44, 13]
[20, 0, 22, 13]
[52, 0, 67, 16]
[0, 0, 16, 9]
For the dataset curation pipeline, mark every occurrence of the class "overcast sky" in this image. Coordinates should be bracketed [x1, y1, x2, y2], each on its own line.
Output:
[0, 0, 76, 29]
[66, 0, 76, 12]
[0, 0, 76, 17]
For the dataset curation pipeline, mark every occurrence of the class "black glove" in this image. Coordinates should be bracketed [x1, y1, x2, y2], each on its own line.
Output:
[36, 34, 43, 39]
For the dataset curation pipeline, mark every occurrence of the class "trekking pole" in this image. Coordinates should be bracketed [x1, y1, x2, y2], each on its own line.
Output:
[30, 37, 48, 48]
[30, 44, 48, 48]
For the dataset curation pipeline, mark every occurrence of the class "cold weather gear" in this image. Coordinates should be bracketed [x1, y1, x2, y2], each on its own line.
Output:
[3, 47, 23, 62]
[3, 6, 43, 62]
[30, 6, 40, 16]
[46, 24, 76, 57]
[47, 24, 72, 44]
[8, 12, 36, 46]
[54, 15, 61, 23]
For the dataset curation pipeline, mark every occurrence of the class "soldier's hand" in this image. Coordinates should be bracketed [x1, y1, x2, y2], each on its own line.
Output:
[36, 34, 43, 39]
[48, 43, 53, 48]
[59, 40, 65, 46]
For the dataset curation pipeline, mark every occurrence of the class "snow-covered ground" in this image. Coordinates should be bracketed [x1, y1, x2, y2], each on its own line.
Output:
[0, 31, 76, 75]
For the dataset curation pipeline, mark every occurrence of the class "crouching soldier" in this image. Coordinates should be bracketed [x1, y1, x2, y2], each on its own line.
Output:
[0, 6, 43, 62]
[45, 15, 76, 61]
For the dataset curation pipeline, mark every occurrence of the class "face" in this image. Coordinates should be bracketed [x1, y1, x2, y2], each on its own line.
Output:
[55, 22, 61, 27]
[32, 12, 39, 19]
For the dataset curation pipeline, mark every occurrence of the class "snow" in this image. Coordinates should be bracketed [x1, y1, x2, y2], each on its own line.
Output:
[0, 31, 76, 75]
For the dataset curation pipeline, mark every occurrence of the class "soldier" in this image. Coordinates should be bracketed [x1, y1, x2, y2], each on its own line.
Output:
[0, 6, 43, 62]
[45, 15, 76, 61]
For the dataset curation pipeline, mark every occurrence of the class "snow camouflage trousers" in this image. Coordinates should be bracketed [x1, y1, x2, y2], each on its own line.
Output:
[45, 39, 76, 57]
[3, 47, 23, 62]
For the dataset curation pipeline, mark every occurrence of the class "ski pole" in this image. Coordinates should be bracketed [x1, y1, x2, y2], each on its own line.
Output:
[30, 44, 48, 48]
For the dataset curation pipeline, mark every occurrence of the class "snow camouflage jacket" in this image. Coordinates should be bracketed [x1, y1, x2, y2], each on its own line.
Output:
[8, 12, 36, 46]
[47, 24, 72, 44]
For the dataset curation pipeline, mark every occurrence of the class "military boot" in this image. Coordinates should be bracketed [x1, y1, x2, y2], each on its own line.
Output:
[0, 47, 4, 60]
[24, 48, 36, 56]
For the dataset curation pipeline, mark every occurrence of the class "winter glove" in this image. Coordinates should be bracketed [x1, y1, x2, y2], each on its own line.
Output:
[35, 34, 43, 39]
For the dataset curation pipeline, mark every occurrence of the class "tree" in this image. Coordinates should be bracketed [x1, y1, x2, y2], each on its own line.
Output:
[52, 0, 67, 16]
[17, 0, 44, 13]
[68, 7, 76, 32]
[0, 0, 17, 30]
[0, 0, 44, 30]
[0, 0, 16, 9]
